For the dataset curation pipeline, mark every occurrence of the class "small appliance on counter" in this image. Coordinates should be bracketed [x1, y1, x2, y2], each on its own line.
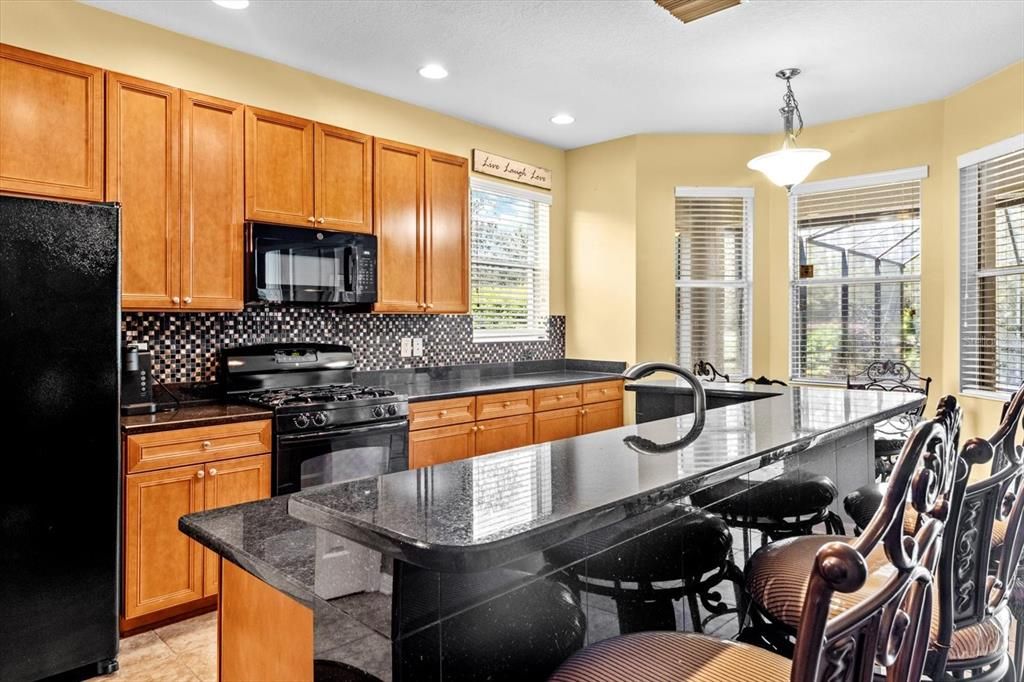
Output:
[121, 344, 156, 415]
[246, 223, 377, 306]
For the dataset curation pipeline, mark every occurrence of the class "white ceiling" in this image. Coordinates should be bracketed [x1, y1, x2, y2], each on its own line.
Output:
[81, 0, 1024, 149]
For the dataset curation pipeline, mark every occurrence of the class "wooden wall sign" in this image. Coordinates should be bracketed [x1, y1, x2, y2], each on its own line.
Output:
[472, 150, 551, 190]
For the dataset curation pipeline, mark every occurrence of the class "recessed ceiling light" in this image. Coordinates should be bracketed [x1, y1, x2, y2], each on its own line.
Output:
[212, 0, 249, 8]
[418, 64, 448, 80]
[550, 113, 575, 125]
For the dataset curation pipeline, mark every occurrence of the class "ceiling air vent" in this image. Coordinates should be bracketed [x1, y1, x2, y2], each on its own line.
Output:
[654, 0, 742, 23]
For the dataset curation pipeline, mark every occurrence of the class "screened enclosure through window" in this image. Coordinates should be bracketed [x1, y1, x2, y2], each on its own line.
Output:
[675, 187, 753, 378]
[790, 169, 926, 383]
[470, 179, 550, 341]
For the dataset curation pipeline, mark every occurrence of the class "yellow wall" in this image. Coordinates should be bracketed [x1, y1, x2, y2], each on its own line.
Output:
[567, 61, 1024, 437]
[0, 0, 567, 315]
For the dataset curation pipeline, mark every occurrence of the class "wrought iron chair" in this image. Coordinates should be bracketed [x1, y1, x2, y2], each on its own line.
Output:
[742, 375, 788, 386]
[847, 359, 933, 481]
[549, 397, 960, 682]
[693, 359, 730, 382]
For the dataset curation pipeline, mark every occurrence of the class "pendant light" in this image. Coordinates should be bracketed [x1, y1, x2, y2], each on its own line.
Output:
[747, 68, 830, 191]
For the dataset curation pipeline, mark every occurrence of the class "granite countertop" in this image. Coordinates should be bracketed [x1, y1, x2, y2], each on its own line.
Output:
[121, 403, 272, 434]
[285, 386, 925, 572]
[625, 379, 783, 397]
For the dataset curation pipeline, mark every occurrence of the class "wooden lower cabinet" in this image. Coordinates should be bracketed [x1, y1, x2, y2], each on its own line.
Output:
[124, 463, 205, 619]
[409, 423, 475, 469]
[475, 414, 533, 456]
[534, 406, 582, 444]
[122, 444, 270, 626]
[582, 400, 624, 435]
[202, 454, 271, 596]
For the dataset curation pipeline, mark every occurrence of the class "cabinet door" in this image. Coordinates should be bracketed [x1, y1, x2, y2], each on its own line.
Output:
[0, 44, 104, 201]
[533, 406, 581, 444]
[244, 106, 314, 227]
[581, 400, 624, 435]
[315, 123, 372, 233]
[424, 150, 469, 313]
[475, 415, 534, 456]
[107, 73, 181, 311]
[124, 464, 205, 619]
[203, 454, 271, 596]
[181, 91, 244, 311]
[409, 423, 475, 469]
[374, 139, 425, 312]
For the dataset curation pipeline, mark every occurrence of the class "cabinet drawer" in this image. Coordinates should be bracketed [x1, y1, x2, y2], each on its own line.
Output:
[125, 420, 272, 474]
[533, 384, 582, 412]
[475, 390, 533, 421]
[409, 396, 475, 431]
[583, 380, 624, 404]
[475, 414, 534, 456]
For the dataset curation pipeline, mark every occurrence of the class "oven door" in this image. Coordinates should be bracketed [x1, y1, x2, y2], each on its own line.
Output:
[274, 420, 408, 496]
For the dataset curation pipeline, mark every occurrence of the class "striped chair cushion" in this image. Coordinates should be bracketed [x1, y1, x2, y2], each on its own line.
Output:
[992, 518, 1007, 549]
[549, 631, 791, 682]
[745, 535, 1010, 662]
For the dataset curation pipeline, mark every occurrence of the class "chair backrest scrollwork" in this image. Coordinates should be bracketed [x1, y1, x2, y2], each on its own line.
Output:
[742, 376, 788, 387]
[791, 396, 962, 682]
[693, 360, 729, 383]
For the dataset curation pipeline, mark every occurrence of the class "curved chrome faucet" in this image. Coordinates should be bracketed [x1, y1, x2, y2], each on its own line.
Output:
[621, 361, 708, 433]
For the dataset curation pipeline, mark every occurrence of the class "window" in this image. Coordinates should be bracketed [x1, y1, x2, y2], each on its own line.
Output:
[470, 179, 550, 341]
[960, 136, 1024, 396]
[675, 187, 753, 377]
[790, 167, 927, 383]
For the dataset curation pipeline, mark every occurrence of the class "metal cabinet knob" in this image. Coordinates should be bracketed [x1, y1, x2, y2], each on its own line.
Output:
[196, 470, 205, 479]
[208, 468, 217, 476]
[425, 304, 433, 309]
[317, 217, 325, 223]
[477, 425, 484, 431]
[503, 401, 511, 408]
[307, 216, 315, 223]
[439, 410, 448, 416]
[557, 395, 564, 400]
[202, 440, 211, 449]
[183, 297, 192, 304]
[171, 296, 180, 304]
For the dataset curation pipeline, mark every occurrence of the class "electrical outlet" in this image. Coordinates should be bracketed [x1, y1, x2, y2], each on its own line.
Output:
[400, 337, 412, 358]
[134, 342, 149, 351]
[412, 337, 424, 357]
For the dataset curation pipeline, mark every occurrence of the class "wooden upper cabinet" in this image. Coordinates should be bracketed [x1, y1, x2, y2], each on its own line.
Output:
[244, 106, 314, 227]
[0, 44, 104, 201]
[315, 123, 372, 233]
[182, 91, 244, 311]
[424, 150, 469, 313]
[374, 139, 425, 312]
[107, 72, 181, 311]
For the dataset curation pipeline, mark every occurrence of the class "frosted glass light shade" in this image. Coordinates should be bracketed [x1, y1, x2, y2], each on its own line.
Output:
[747, 147, 831, 189]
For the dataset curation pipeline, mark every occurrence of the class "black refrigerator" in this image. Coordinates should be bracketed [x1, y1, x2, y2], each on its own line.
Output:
[0, 196, 120, 680]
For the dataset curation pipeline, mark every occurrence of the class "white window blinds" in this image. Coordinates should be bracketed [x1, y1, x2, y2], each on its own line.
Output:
[675, 187, 753, 377]
[960, 137, 1024, 396]
[790, 170, 925, 382]
[470, 179, 550, 341]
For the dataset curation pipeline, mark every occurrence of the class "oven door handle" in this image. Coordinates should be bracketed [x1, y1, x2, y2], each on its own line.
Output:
[277, 420, 408, 443]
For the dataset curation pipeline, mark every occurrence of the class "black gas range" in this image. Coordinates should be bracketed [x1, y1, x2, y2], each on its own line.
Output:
[223, 344, 409, 495]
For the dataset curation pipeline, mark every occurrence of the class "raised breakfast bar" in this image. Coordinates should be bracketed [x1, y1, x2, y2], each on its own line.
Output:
[180, 384, 925, 681]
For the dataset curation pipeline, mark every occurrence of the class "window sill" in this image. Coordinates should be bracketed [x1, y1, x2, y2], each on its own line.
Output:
[472, 336, 549, 344]
[960, 389, 1013, 403]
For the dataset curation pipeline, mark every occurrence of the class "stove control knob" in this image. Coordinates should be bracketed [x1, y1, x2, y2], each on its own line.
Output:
[312, 411, 328, 427]
[387, 404, 398, 416]
[293, 413, 311, 429]
[371, 406, 385, 419]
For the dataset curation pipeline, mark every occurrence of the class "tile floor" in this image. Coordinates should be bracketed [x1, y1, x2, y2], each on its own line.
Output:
[88, 612, 216, 682]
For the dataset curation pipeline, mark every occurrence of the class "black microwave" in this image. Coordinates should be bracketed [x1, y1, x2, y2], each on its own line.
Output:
[246, 223, 377, 306]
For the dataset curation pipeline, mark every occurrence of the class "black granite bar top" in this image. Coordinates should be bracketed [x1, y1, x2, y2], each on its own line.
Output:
[355, 358, 626, 402]
[625, 379, 782, 397]
[121, 403, 273, 434]
[285, 386, 925, 573]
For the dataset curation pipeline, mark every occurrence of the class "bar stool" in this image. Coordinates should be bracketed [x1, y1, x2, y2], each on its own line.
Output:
[549, 398, 956, 682]
[543, 503, 741, 635]
[847, 359, 932, 481]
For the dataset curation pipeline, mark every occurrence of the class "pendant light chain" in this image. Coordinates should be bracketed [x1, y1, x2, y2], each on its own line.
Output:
[781, 75, 804, 139]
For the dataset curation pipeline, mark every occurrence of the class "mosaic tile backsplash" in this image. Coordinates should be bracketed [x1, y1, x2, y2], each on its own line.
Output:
[122, 309, 566, 384]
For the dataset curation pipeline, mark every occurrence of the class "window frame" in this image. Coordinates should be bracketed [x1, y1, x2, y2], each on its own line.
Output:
[673, 185, 754, 378]
[469, 177, 552, 343]
[957, 134, 1024, 400]
[787, 166, 929, 385]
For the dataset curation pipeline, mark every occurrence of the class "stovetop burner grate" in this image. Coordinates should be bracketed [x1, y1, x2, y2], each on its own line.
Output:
[244, 384, 397, 408]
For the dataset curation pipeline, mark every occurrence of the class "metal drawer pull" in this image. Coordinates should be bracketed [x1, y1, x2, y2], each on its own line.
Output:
[196, 470, 205, 479]
[202, 440, 212, 449]
[208, 468, 217, 476]
[439, 410, 448, 417]
[503, 401, 511, 408]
